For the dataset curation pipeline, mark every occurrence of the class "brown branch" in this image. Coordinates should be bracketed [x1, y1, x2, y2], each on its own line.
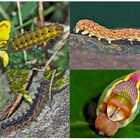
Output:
[17, 1, 27, 62]
[38, 1, 44, 27]
[7, 94, 23, 118]
[38, 1, 50, 70]
[32, 31, 69, 72]
[0, 70, 37, 119]
[48, 69, 56, 102]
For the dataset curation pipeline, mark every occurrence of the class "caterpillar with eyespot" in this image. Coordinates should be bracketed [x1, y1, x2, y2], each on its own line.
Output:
[9, 24, 64, 52]
[75, 19, 140, 45]
[95, 71, 140, 136]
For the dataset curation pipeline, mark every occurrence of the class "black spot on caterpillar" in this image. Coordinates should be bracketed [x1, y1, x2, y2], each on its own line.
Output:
[9, 24, 64, 52]
[0, 80, 50, 136]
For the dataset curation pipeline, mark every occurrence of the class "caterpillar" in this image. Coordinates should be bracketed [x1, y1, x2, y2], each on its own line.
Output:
[95, 71, 140, 136]
[0, 80, 50, 136]
[10, 24, 64, 51]
[75, 19, 140, 45]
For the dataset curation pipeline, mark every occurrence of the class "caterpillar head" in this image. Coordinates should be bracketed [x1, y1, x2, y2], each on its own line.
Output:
[48, 24, 64, 37]
[95, 113, 120, 136]
[95, 95, 132, 136]
[75, 19, 92, 33]
[95, 76, 138, 136]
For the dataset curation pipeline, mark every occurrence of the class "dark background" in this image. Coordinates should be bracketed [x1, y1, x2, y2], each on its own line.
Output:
[70, 2, 140, 32]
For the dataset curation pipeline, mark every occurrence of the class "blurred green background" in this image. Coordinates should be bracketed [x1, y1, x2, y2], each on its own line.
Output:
[70, 70, 140, 138]
[0, 2, 69, 70]
[70, 2, 140, 32]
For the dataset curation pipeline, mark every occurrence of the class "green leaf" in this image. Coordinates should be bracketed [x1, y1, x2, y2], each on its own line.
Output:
[23, 94, 33, 103]
[21, 2, 38, 21]
[0, 4, 11, 20]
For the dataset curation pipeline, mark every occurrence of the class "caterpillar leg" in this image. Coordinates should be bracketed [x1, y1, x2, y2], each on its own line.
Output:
[75, 28, 80, 33]
[88, 34, 92, 37]
[108, 40, 112, 44]
[130, 41, 133, 45]
[81, 30, 89, 35]
[127, 39, 134, 45]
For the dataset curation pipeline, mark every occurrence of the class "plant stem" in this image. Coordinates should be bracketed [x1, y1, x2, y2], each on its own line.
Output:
[17, 1, 27, 62]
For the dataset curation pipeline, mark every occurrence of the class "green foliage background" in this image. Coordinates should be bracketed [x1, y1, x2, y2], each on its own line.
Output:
[70, 70, 140, 138]
[0, 2, 69, 71]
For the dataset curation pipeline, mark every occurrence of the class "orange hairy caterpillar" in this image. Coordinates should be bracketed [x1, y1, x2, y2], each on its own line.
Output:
[75, 19, 140, 45]
[10, 24, 64, 51]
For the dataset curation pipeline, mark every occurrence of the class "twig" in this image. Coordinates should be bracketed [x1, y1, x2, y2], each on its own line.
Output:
[7, 94, 23, 118]
[0, 5, 11, 20]
[17, 1, 27, 62]
[38, 2, 50, 69]
[38, 1, 44, 27]
[11, 19, 33, 32]
[0, 94, 15, 121]
[26, 70, 38, 91]
[11, 6, 55, 32]
[48, 70, 56, 102]
[2, 69, 37, 119]
[33, 31, 69, 72]
[17, 2, 23, 34]
[43, 31, 69, 71]
[16, 2, 23, 104]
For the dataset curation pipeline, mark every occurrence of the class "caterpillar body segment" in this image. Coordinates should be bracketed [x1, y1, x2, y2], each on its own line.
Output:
[10, 24, 64, 52]
[75, 19, 140, 44]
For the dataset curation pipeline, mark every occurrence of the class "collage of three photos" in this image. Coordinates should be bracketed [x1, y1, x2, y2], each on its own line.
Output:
[0, 1, 140, 138]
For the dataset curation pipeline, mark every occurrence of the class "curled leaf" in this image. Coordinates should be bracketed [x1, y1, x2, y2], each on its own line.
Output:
[23, 94, 33, 103]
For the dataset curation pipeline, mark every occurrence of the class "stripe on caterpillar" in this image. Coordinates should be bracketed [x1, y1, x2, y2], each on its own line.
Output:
[10, 24, 64, 52]
[75, 19, 140, 44]
[0, 80, 50, 137]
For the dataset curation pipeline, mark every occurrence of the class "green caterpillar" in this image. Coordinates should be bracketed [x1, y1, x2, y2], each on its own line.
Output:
[10, 24, 64, 51]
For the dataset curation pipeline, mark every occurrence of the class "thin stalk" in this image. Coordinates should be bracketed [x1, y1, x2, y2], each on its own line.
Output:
[49, 69, 56, 102]
[17, 1, 27, 61]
